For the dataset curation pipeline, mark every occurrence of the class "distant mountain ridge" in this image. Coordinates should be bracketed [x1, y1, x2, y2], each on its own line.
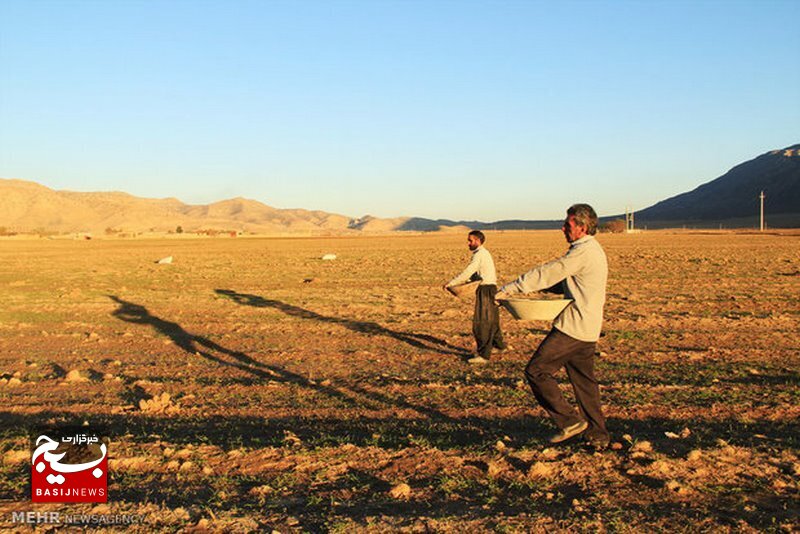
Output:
[631, 145, 800, 227]
[2, 145, 798, 234]
[0, 179, 360, 234]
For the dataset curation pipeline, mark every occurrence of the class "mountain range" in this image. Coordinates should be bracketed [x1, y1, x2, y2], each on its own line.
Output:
[631, 144, 800, 228]
[1, 144, 798, 234]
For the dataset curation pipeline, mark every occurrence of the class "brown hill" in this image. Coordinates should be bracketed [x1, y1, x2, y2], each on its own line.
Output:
[347, 215, 411, 232]
[0, 179, 359, 234]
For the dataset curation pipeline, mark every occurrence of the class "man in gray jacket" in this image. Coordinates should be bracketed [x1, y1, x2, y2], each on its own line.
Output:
[497, 204, 610, 449]
[445, 230, 506, 364]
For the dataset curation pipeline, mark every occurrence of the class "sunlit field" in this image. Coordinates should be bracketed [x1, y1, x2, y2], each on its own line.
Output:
[1, 230, 798, 532]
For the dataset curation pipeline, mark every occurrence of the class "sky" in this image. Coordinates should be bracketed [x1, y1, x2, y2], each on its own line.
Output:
[1, 0, 798, 221]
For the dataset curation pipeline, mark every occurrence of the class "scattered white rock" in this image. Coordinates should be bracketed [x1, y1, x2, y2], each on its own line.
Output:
[321, 254, 337, 261]
[170, 507, 190, 521]
[179, 461, 196, 472]
[156, 256, 173, 264]
[174, 448, 193, 460]
[540, 448, 560, 460]
[528, 462, 554, 479]
[65, 370, 88, 383]
[139, 392, 179, 414]
[249, 484, 273, 497]
[282, 431, 302, 448]
[631, 441, 653, 453]
[487, 459, 508, 478]
[389, 482, 412, 499]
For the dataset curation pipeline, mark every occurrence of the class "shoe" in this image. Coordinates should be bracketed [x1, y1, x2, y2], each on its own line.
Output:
[548, 420, 589, 444]
[467, 356, 489, 364]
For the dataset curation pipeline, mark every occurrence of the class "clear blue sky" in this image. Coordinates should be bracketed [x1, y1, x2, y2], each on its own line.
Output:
[1, 0, 798, 220]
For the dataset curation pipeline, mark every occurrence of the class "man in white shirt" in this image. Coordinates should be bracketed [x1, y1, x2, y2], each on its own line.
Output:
[445, 230, 506, 364]
[497, 204, 610, 449]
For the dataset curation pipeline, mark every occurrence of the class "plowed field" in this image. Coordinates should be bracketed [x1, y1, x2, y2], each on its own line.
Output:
[1, 230, 798, 532]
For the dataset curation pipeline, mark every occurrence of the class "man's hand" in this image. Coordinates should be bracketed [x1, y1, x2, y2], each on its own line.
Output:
[443, 284, 450, 291]
[494, 290, 510, 304]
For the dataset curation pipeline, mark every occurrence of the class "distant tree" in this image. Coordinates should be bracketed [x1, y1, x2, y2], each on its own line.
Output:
[176, 225, 184, 234]
[600, 219, 626, 233]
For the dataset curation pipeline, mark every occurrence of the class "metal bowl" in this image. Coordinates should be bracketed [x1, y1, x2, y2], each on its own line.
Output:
[446, 280, 481, 298]
[500, 298, 573, 321]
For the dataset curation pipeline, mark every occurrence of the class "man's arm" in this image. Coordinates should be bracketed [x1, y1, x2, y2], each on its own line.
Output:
[446, 251, 481, 287]
[499, 247, 585, 296]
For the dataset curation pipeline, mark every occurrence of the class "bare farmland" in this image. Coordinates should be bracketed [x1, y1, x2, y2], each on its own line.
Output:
[0, 231, 798, 532]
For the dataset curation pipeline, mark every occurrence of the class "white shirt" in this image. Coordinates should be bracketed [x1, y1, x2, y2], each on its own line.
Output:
[447, 246, 498, 287]
[499, 235, 607, 342]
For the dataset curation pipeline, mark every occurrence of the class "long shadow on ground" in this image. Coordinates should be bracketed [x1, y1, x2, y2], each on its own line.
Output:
[103, 295, 800, 456]
[107, 295, 465, 425]
[214, 288, 471, 357]
[82, 295, 800, 531]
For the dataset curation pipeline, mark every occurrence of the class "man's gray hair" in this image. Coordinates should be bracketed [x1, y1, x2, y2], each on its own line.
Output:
[567, 204, 598, 235]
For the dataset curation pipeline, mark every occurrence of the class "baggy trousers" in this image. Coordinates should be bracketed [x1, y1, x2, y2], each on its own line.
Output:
[473, 284, 505, 358]
[524, 328, 609, 440]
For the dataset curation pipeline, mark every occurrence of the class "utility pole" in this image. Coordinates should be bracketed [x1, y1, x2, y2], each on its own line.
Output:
[759, 191, 765, 231]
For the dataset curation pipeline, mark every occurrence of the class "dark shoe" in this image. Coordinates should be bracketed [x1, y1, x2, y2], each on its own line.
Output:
[548, 420, 588, 444]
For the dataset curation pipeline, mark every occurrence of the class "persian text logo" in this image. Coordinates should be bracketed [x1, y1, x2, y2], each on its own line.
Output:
[31, 429, 108, 503]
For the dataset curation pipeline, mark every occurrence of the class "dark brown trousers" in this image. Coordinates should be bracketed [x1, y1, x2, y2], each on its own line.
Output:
[473, 284, 505, 358]
[524, 328, 608, 440]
